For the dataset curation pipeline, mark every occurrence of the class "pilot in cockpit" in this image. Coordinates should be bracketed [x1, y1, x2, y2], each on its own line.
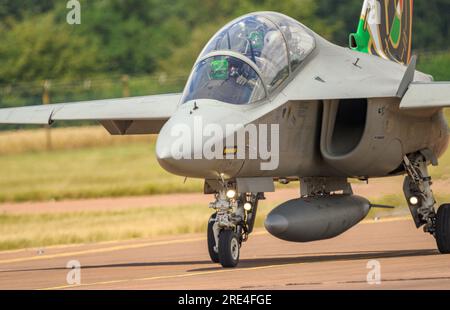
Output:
[182, 13, 316, 106]
[230, 19, 287, 89]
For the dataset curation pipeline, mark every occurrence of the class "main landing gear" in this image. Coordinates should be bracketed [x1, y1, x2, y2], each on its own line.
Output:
[403, 150, 450, 253]
[207, 188, 262, 267]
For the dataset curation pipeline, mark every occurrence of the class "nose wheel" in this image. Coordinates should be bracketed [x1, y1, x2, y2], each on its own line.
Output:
[218, 230, 241, 268]
[207, 214, 220, 263]
[207, 190, 261, 268]
[207, 216, 242, 267]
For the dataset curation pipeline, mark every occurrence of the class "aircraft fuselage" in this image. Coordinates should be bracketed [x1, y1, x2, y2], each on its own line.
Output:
[157, 97, 449, 181]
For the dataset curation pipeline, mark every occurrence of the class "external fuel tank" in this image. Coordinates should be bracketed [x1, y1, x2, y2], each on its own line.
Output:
[265, 195, 370, 242]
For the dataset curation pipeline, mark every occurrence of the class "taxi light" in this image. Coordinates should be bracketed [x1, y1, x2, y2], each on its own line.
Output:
[226, 189, 237, 199]
[409, 196, 419, 206]
[244, 202, 252, 211]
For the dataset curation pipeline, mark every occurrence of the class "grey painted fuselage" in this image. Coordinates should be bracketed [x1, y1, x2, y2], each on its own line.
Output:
[157, 97, 449, 181]
[156, 25, 449, 182]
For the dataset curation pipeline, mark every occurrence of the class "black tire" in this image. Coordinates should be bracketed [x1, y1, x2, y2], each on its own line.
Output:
[218, 229, 240, 268]
[436, 204, 450, 254]
[207, 214, 220, 263]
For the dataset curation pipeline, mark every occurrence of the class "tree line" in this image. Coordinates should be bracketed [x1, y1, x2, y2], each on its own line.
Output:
[0, 0, 449, 105]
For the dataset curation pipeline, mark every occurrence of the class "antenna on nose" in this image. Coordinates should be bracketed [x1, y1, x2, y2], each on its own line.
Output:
[190, 101, 199, 115]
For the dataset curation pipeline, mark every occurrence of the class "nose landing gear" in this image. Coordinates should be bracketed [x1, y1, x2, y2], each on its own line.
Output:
[207, 189, 261, 268]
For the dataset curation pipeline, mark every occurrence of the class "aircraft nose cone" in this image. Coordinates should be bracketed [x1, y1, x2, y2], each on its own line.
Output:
[155, 128, 193, 175]
[155, 141, 172, 161]
[155, 101, 246, 179]
[156, 131, 237, 179]
[265, 214, 289, 236]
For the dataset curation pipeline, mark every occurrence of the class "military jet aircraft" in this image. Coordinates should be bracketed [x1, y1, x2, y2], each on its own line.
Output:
[1, 0, 450, 268]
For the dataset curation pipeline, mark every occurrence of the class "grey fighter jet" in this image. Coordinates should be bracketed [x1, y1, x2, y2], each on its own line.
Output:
[1, 1, 450, 268]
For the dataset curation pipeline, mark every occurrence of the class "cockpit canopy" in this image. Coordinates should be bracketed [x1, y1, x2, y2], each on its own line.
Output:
[182, 12, 316, 105]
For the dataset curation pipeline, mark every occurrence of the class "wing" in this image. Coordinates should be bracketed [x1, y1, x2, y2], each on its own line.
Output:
[400, 83, 450, 109]
[0, 93, 181, 135]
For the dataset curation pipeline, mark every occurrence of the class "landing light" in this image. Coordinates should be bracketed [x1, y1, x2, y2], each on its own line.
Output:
[244, 202, 252, 211]
[226, 189, 237, 199]
[409, 196, 419, 206]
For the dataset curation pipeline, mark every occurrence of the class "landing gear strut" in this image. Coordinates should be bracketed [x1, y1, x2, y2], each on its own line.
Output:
[403, 150, 450, 253]
[207, 188, 261, 267]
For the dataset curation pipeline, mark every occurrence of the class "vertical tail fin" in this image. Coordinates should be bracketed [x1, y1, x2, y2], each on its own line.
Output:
[349, 0, 414, 65]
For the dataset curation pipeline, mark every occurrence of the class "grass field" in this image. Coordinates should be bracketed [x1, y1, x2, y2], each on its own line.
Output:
[0, 126, 204, 202]
[0, 204, 212, 251]
[0, 141, 203, 203]
[0, 126, 149, 155]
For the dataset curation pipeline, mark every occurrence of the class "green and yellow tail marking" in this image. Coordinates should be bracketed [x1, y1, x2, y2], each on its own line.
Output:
[349, 0, 414, 65]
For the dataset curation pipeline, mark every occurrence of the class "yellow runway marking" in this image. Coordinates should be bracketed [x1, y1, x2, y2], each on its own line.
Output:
[0, 217, 409, 290]
[0, 218, 409, 265]
[40, 223, 412, 291]
[0, 231, 266, 265]
[40, 264, 282, 290]
[0, 238, 204, 265]
[363, 216, 410, 224]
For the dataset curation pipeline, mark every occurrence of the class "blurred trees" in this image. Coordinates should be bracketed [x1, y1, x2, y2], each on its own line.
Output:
[0, 0, 55, 23]
[0, 0, 324, 98]
[0, 0, 449, 107]
[413, 0, 450, 51]
[316, 0, 450, 50]
[0, 12, 102, 84]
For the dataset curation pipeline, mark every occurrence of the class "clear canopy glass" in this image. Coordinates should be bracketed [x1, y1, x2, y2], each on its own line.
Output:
[182, 13, 316, 105]
[201, 14, 289, 91]
[263, 12, 316, 72]
[181, 55, 266, 105]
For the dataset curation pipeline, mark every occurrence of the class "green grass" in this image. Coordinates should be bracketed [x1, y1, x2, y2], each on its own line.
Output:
[0, 142, 203, 203]
[0, 205, 208, 251]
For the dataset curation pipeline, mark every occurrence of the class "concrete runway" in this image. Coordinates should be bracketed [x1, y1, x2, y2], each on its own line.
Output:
[0, 218, 449, 290]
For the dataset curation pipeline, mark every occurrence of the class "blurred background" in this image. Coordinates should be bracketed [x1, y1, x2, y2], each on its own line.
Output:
[0, 0, 449, 250]
[1, 0, 450, 113]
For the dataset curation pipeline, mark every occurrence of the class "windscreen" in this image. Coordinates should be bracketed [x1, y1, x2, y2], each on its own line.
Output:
[182, 55, 266, 105]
